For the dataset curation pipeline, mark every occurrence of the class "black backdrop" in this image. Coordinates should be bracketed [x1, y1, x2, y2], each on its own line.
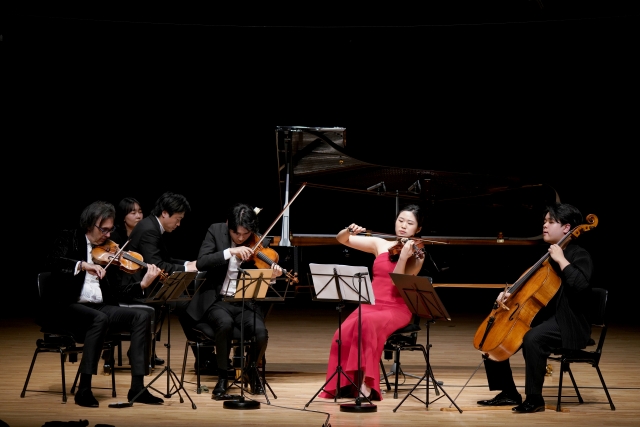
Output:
[7, 4, 639, 324]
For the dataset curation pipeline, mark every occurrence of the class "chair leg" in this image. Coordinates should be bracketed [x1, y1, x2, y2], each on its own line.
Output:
[60, 349, 68, 403]
[595, 366, 616, 410]
[109, 345, 116, 397]
[196, 342, 202, 394]
[380, 359, 391, 391]
[180, 340, 190, 391]
[567, 366, 583, 403]
[556, 361, 564, 412]
[20, 349, 40, 398]
[393, 348, 401, 399]
[117, 341, 123, 366]
[71, 366, 80, 395]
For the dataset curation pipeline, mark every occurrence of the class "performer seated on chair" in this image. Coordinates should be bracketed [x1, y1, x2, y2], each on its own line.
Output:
[476, 203, 593, 413]
[43, 200, 165, 407]
[319, 204, 425, 401]
[103, 197, 164, 368]
[118, 192, 198, 359]
[181, 202, 282, 398]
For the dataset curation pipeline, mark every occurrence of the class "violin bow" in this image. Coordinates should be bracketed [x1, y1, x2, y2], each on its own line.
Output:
[104, 240, 130, 270]
[352, 229, 448, 245]
[250, 182, 307, 251]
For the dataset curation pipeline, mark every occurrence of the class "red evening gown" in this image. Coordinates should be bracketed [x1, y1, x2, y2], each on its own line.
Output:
[318, 253, 412, 401]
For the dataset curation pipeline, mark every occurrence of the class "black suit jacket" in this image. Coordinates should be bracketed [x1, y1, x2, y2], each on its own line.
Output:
[119, 215, 187, 302]
[187, 222, 235, 321]
[548, 243, 593, 350]
[41, 228, 120, 323]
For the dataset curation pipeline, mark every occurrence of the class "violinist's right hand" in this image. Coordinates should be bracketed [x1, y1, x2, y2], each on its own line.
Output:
[230, 246, 254, 262]
[82, 262, 106, 279]
[346, 224, 365, 235]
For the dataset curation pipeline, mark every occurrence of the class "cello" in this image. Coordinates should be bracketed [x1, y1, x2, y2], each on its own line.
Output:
[473, 213, 598, 362]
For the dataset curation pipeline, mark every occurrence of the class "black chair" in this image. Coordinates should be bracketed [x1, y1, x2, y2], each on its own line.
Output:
[547, 287, 615, 412]
[21, 272, 117, 403]
[379, 314, 430, 398]
[180, 322, 251, 394]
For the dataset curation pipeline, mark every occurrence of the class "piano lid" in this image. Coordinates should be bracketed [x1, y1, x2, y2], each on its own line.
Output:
[275, 126, 558, 242]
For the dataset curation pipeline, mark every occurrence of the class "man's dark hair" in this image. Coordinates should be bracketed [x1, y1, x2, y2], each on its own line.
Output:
[227, 203, 259, 233]
[545, 203, 583, 230]
[151, 192, 191, 217]
[79, 201, 116, 232]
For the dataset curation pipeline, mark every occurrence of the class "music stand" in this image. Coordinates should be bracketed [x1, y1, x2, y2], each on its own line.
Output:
[222, 268, 272, 410]
[388, 273, 462, 413]
[304, 263, 377, 413]
[109, 271, 198, 409]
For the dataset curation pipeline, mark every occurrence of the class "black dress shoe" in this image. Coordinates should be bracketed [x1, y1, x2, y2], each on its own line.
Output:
[74, 389, 99, 407]
[212, 378, 229, 397]
[477, 391, 522, 406]
[128, 388, 164, 404]
[512, 397, 545, 413]
[248, 371, 265, 395]
[251, 380, 265, 395]
[153, 355, 165, 366]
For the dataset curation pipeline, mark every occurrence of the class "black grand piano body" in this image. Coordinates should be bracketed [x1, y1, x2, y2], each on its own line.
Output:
[269, 126, 563, 314]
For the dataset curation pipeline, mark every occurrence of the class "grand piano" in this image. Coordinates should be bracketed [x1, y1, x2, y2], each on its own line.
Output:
[269, 126, 563, 313]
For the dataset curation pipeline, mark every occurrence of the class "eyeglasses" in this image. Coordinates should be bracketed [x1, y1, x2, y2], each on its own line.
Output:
[94, 224, 115, 234]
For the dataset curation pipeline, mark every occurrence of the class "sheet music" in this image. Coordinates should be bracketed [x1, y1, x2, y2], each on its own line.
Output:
[309, 263, 374, 304]
[223, 269, 272, 302]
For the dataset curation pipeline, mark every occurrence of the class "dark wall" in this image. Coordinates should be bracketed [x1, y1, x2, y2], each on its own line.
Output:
[7, 6, 638, 324]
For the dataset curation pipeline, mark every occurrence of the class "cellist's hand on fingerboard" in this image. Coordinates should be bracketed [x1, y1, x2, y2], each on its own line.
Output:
[497, 284, 511, 310]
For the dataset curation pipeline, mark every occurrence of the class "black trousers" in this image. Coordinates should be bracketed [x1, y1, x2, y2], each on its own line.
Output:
[205, 299, 268, 378]
[483, 316, 562, 396]
[61, 302, 152, 376]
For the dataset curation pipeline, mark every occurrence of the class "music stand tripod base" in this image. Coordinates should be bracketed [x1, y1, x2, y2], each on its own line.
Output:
[222, 268, 272, 411]
[223, 398, 260, 409]
[340, 401, 378, 413]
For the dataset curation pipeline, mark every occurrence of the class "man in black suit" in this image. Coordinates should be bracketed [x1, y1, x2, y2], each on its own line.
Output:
[476, 203, 593, 413]
[119, 192, 197, 301]
[44, 201, 165, 407]
[118, 192, 198, 368]
[183, 202, 282, 398]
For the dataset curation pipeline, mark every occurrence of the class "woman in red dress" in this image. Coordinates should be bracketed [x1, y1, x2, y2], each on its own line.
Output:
[319, 204, 425, 401]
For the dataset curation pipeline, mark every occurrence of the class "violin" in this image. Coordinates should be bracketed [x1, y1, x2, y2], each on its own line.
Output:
[234, 184, 307, 284]
[388, 237, 426, 259]
[91, 240, 168, 281]
[242, 232, 299, 283]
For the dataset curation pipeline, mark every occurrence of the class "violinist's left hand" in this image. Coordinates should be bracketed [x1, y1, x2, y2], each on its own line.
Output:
[140, 264, 162, 289]
[399, 239, 415, 260]
[271, 263, 283, 278]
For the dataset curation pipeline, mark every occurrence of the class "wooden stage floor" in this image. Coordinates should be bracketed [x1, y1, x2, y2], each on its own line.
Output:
[1, 302, 639, 427]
